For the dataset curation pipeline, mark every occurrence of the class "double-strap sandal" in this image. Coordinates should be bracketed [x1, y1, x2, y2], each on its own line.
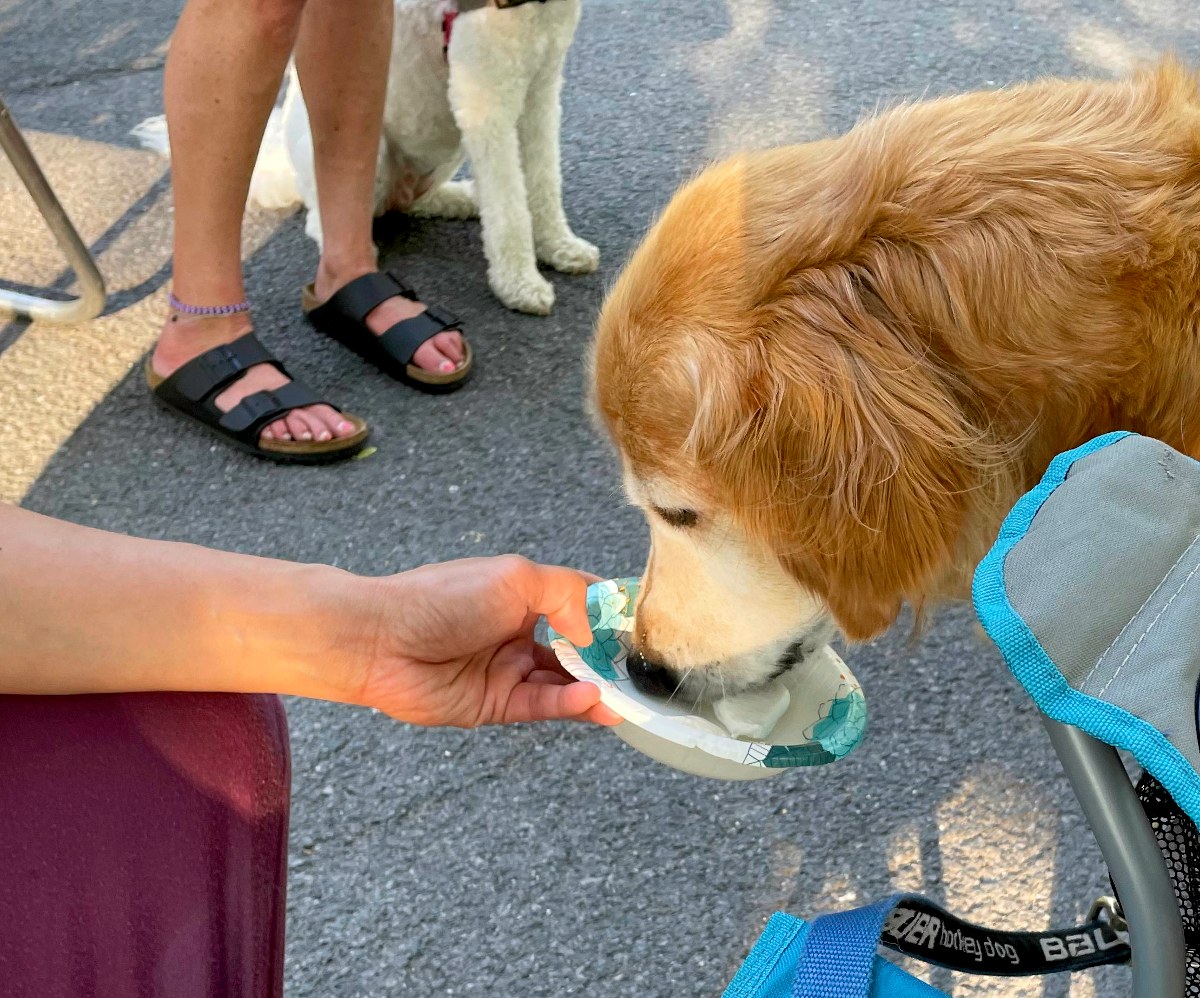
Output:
[302, 271, 473, 394]
[146, 331, 370, 464]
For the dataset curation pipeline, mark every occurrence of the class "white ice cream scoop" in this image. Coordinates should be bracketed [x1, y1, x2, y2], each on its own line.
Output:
[713, 681, 792, 741]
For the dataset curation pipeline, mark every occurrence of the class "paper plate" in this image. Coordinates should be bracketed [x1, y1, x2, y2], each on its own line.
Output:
[549, 578, 868, 780]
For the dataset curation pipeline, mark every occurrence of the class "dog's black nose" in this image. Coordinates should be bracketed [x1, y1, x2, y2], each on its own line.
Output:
[627, 649, 679, 699]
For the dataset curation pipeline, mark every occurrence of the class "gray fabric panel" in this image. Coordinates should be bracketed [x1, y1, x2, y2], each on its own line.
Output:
[1090, 560, 1200, 772]
[1084, 532, 1200, 699]
[1003, 435, 1200, 769]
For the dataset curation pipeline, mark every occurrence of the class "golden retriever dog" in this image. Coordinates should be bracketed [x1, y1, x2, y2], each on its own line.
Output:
[591, 58, 1200, 704]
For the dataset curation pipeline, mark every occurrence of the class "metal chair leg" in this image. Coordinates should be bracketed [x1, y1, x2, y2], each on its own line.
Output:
[1044, 719, 1186, 997]
[0, 95, 106, 324]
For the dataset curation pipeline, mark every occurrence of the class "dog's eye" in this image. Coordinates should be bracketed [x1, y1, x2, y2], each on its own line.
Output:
[654, 507, 699, 529]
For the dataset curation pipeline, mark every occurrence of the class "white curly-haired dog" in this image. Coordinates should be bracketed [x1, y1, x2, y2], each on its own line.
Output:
[134, 0, 597, 315]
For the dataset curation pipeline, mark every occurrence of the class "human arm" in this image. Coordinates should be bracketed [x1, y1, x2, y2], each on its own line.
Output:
[0, 505, 617, 727]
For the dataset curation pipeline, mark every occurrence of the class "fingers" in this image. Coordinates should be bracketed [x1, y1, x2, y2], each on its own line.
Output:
[581, 701, 623, 726]
[517, 651, 623, 725]
[502, 558, 594, 648]
[525, 669, 571, 686]
[501, 676, 621, 726]
[528, 651, 622, 721]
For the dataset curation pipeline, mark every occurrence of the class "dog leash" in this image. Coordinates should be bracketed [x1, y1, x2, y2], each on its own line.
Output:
[873, 895, 1130, 977]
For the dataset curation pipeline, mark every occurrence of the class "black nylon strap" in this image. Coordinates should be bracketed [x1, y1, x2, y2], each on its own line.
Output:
[218, 382, 325, 439]
[879, 897, 1130, 977]
[378, 304, 460, 366]
[320, 272, 417, 325]
[165, 333, 276, 404]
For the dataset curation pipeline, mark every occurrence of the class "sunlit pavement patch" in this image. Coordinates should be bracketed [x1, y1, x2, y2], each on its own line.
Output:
[0, 129, 286, 502]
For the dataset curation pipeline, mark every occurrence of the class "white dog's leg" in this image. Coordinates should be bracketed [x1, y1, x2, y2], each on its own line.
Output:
[449, 52, 554, 314]
[519, 56, 599, 275]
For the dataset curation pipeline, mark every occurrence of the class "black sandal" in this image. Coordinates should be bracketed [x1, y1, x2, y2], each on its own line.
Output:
[302, 271, 473, 393]
[146, 332, 370, 464]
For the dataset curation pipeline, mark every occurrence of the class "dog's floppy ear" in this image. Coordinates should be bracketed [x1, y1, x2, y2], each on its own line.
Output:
[738, 265, 986, 640]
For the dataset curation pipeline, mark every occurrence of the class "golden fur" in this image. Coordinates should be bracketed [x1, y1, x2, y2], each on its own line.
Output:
[593, 59, 1200, 649]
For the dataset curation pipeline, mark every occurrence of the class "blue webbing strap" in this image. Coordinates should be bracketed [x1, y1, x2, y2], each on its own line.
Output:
[792, 895, 910, 998]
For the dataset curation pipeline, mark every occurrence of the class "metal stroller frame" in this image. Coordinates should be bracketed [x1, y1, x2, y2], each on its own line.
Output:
[1047, 720, 1186, 995]
[0, 94, 105, 324]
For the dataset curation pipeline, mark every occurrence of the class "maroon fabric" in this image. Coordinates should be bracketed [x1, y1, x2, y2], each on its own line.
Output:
[0, 692, 291, 998]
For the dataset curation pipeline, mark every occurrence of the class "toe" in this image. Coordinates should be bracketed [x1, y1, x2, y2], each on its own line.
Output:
[263, 418, 291, 443]
[301, 408, 332, 442]
[285, 409, 315, 442]
[309, 403, 350, 441]
[433, 329, 465, 364]
[412, 338, 457, 374]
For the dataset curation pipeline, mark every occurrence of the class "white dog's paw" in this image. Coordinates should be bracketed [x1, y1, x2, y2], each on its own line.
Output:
[490, 268, 555, 315]
[537, 234, 600, 275]
[409, 180, 479, 220]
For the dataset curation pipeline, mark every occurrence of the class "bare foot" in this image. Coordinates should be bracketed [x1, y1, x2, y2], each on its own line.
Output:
[151, 312, 359, 443]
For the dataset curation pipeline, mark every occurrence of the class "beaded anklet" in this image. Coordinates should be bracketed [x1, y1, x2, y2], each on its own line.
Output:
[167, 292, 251, 318]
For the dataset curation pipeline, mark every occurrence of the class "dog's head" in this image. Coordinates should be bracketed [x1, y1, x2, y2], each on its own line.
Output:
[591, 142, 999, 702]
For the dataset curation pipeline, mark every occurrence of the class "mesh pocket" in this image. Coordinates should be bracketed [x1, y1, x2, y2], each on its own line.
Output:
[1136, 771, 1200, 994]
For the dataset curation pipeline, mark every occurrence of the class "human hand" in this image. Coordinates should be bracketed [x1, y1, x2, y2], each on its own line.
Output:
[349, 557, 622, 728]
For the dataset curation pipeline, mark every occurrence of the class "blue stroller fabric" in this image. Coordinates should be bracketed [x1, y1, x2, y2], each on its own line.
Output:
[722, 897, 947, 998]
[721, 891, 1128, 997]
[974, 432, 1200, 828]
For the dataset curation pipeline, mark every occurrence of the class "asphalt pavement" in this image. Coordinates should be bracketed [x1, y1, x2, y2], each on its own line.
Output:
[5, 1, 1200, 994]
